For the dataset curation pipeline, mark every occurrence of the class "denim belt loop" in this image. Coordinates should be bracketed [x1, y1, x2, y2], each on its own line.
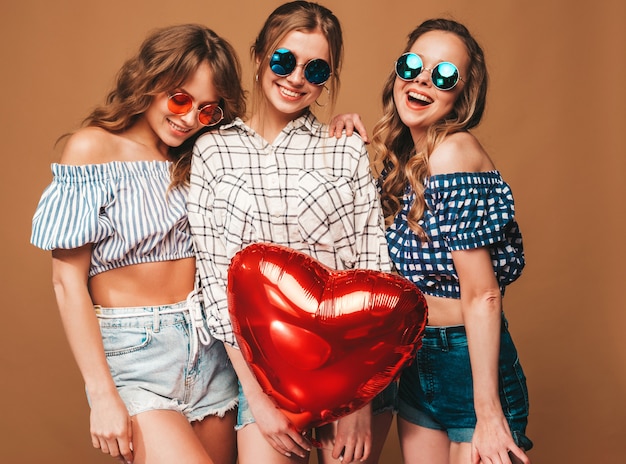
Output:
[439, 327, 449, 352]
[153, 307, 161, 332]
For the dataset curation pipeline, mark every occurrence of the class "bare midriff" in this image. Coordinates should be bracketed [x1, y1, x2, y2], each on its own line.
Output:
[423, 294, 464, 326]
[88, 257, 196, 307]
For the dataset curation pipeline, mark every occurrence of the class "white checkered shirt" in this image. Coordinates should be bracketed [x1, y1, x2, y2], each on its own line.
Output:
[188, 112, 391, 346]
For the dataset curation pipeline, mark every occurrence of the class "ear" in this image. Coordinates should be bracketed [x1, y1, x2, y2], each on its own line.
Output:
[254, 55, 262, 81]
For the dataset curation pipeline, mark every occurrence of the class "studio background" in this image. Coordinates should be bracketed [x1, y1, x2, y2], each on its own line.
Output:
[1, 1, 624, 463]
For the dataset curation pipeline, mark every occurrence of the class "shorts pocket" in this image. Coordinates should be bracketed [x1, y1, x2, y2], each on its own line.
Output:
[101, 327, 153, 357]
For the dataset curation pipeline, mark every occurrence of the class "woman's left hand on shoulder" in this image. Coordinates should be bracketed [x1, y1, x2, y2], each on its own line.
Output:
[328, 113, 370, 143]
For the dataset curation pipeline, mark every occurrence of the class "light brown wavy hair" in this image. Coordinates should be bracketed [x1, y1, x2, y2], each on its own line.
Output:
[371, 18, 488, 239]
[82, 24, 246, 187]
[250, 1, 343, 119]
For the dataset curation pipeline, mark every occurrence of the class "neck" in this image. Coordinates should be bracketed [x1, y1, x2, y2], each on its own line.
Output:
[125, 118, 169, 158]
[248, 103, 307, 143]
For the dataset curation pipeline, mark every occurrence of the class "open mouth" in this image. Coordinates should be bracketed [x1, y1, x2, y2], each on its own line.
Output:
[408, 91, 433, 106]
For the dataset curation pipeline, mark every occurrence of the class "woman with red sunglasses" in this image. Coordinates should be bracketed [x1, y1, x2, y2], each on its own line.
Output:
[334, 18, 533, 464]
[188, 2, 394, 464]
[31, 24, 245, 464]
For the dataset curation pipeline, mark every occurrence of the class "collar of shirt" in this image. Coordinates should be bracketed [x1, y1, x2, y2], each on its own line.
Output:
[223, 110, 325, 137]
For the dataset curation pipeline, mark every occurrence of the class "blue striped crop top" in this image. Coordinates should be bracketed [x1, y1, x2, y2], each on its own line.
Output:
[385, 170, 525, 299]
[31, 161, 195, 277]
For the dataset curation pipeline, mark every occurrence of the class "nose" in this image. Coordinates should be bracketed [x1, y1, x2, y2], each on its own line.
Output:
[413, 67, 431, 85]
[286, 64, 306, 85]
[179, 109, 198, 127]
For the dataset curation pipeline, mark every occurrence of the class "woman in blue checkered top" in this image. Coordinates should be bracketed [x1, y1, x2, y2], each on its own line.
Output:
[367, 19, 533, 464]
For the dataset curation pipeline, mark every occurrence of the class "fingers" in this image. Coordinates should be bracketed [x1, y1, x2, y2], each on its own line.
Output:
[270, 431, 311, 459]
[93, 435, 134, 463]
[508, 446, 531, 464]
[329, 118, 347, 138]
[332, 437, 371, 462]
[328, 114, 370, 143]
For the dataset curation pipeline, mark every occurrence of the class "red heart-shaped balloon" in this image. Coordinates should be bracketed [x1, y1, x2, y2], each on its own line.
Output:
[228, 243, 428, 431]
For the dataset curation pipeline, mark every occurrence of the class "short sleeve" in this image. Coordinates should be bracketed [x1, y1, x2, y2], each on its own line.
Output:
[428, 171, 518, 251]
[31, 164, 114, 250]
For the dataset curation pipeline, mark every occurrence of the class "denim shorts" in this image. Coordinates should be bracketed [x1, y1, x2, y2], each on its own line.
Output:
[93, 297, 238, 421]
[397, 316, 533, 450]
[236, 380, 397, 429]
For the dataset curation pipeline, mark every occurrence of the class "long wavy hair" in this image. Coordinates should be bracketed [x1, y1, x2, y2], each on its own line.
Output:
[82, 24, 246, 187]
[250, 1, 343, 120]
[371, 19, 488, 239]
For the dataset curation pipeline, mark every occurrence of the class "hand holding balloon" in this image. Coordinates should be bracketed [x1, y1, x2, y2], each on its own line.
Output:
[228, 243, 428, 431]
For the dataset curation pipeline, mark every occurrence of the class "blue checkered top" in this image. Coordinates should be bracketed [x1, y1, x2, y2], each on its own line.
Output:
[385, 170, 524, 299]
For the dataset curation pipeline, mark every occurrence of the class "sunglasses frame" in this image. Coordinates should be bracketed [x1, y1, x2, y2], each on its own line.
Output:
[167, 92, 224, 127]
[268, 48, 331, 86]
[394, 52, 463, 91]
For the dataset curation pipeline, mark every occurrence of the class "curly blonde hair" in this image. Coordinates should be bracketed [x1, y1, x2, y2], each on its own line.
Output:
[371, 19, 488, 239]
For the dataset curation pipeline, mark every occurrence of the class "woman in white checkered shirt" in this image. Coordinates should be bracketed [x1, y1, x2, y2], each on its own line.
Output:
[188, 2, 394, 464]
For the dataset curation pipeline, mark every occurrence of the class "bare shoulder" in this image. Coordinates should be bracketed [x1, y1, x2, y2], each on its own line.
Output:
[59, 127, 116, 165]
[429, 131, 495, 175]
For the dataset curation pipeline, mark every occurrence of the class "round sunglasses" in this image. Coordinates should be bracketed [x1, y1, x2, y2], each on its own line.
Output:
[167, 92, 224, 127]
[395, 53, 463, 91]
[269, 48, 331, 86]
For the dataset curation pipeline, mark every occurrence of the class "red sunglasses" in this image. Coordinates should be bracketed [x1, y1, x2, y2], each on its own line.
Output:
[167, 92, 224, 127]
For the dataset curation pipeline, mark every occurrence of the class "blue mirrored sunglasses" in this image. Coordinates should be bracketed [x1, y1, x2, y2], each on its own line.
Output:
[395, 52, 463, 91]
[269, 48, 331, 86]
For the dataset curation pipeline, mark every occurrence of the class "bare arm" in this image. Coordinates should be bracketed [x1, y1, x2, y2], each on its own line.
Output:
[452, 248, 530, 464]
[224, 344, 311, 459]
[52, 246, 133, 463]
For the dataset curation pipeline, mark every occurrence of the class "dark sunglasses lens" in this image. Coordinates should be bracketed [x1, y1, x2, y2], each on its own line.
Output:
[198, 105, 223, 126]
[168, 93, 193, 114]
[432, 62, 459, 90]
[304, 59, 331, 85]
[269, 48, 296, 76]
[395, 53, 423, 81]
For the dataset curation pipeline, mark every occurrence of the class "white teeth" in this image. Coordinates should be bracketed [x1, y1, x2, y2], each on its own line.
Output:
[280, 86, 302, 98]
[408, 91, 433, 104]
[168, 119, 191, 132]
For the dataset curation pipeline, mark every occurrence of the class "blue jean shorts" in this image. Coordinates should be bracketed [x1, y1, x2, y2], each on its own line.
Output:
[236, 380, 397, 430]
[93, 297, 238, 421]
[397, 316, 533, 450]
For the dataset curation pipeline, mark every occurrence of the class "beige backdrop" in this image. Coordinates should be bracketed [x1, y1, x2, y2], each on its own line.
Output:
[2, 1, 625, 463]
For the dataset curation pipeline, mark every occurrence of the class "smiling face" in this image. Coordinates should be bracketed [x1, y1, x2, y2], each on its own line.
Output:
[393, 30, 470, 143]
[259, 29, 330, 126]
[144, 61, 220, 149]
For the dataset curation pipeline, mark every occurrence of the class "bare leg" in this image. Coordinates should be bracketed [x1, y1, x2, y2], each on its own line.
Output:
[398, 416, 450, 464]
[192, 409, 238, 464]
[130, 409, 214, 464]
[449, 441, 470, 464]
